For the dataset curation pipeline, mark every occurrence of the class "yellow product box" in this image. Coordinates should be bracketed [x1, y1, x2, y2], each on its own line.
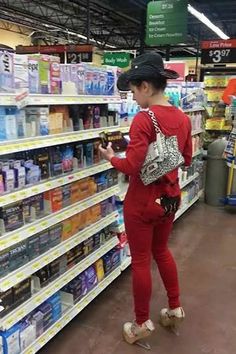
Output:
[49, 113, 64, 134]
[94, 259, 105, 282]
[61, 218, 73, 240]
[205, 118, 225, 130]
[206, 90, 223, 102]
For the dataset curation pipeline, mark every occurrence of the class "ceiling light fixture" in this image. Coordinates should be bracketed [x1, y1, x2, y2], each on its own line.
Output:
[188, 4, 230, 40]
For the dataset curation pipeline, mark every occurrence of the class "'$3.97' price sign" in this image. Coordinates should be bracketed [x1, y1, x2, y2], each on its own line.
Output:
[201, 40, 236, 64]
[209, 49, 231, 63]
[209, 49, 230, 63]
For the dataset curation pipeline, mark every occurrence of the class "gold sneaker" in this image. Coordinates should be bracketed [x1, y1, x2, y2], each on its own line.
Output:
[123, 319, 155, 345]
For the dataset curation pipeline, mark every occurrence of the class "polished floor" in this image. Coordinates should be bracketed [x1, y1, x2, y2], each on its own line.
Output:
[40, 202, 236, 354]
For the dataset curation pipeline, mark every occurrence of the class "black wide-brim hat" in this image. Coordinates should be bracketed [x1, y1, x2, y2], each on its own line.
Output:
[117, 52, 179, 91]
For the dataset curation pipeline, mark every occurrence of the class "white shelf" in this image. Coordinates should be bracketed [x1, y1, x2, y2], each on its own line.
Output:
[175, 190, 203, 221]
[0, 162, 112, 207]
[183, 107, 205, 113]
[0, 185, 119, 253]
[192, 128, 204, 136]
[0, 93, 15, 106]
[0, 212, 118, 294]
[0, 126, 122, 156]
[22, 266, 121, 354]
[193, 149, 203, 158]
[121, 257, 131, 271]
[27, 94, 122, 106]
[180, 172, 199, 189]
[0, 93, 121, 107]
[110, 223, 125, 233]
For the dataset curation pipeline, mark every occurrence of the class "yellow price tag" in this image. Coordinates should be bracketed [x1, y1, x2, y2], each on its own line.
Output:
[29, 226, 37, 233]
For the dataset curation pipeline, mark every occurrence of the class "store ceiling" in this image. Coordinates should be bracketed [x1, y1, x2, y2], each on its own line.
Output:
[0, 0, 235, 57]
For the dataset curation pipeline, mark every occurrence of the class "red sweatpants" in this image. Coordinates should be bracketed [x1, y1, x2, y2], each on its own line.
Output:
[124, 211, 180, 325]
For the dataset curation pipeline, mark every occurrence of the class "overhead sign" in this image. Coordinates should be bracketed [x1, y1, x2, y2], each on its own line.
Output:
[201, 39, 236, 64]
[164, 62, 186, 81]
[145, 0, 187, 46]
[103, 52, 130, 68]
[16, 44, 93, 63]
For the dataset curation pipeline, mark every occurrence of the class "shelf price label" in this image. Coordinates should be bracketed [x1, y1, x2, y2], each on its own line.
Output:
[201, 40, 236, 64]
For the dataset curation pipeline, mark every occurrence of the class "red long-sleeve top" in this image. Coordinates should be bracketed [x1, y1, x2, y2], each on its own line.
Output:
[111, 105, 192, 215]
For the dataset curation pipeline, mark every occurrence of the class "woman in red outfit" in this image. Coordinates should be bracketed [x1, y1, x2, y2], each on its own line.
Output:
[99, 53, 192, 346]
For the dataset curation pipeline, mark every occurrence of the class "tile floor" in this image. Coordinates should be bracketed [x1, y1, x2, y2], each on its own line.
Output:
[39, 202, 236, 354]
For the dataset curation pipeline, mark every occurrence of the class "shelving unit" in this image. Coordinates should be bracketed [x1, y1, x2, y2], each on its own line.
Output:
[179, 172, 199, 189]
[0, 162, 112, 207]
[22, 266, 121, 354]
[0, 185, 118, 252]
[0, 91, 127, 352]
[0, 212, 118, 293]
[175, 190, 203, 221]
[0, 236, 119, 331]
[120, 256, 131, 271]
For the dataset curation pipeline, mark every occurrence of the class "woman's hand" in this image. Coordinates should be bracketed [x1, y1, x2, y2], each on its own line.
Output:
[99, 142, 115, 162]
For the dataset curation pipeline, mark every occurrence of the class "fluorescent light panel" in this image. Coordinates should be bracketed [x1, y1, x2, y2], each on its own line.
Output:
[188, 4, 229, 40]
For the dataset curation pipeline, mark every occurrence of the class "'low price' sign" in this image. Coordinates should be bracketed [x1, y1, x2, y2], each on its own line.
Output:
[201, 40, 236, 64]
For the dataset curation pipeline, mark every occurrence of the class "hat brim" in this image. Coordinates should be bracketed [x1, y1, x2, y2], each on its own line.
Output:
[117, 68, 179, 91]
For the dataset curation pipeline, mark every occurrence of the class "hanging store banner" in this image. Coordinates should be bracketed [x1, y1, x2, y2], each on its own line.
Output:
[103, 52, 130, 68]
[201, 39, 236, 64]
[164, 62, 186, 81]
[145, 0, 188, 46]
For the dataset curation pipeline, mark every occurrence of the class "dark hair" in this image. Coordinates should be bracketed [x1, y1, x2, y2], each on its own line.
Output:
[129, 75, 167, 91]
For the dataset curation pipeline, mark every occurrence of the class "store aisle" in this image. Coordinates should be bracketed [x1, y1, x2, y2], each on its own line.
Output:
[39, 202, 236, 354]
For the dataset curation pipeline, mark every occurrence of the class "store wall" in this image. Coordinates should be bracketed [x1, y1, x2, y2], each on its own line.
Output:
[0, 28, 31, 49]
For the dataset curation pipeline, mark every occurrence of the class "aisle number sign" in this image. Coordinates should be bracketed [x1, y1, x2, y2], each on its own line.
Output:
[145, 0, 187, 46]
[201, 40, 236, 64]
[103, 52, 130, 68]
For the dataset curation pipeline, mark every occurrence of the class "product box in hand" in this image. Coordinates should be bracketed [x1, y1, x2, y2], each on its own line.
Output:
[99, 131, 128, 152]
[0, 51, 14, 93]
[0, 202, 24, 235]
